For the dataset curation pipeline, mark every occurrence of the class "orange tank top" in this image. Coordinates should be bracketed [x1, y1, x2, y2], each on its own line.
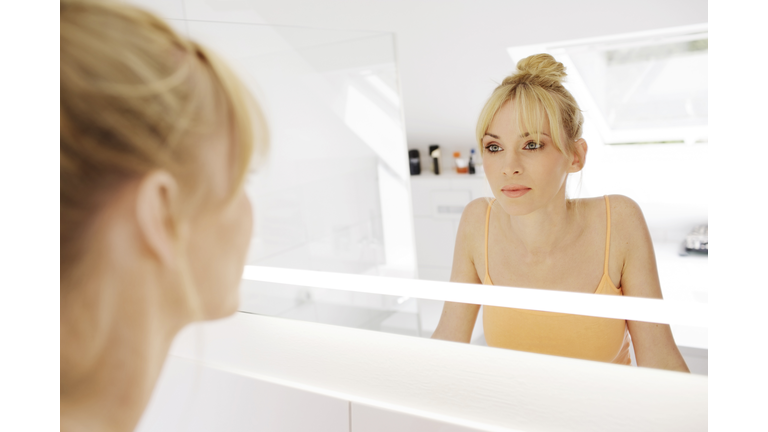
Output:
[482, 196, 632, 365]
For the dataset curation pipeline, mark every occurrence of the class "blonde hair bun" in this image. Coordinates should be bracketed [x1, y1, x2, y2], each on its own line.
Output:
[503, 53, 567, 88]
[476, 52, 583, 158]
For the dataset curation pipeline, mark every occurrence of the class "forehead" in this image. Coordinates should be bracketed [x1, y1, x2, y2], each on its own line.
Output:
[486, 99, 551, 138]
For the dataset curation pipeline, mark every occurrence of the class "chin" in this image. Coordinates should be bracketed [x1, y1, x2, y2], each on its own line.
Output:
[201, 286, 241, 321]
[219, 289, 241, 318]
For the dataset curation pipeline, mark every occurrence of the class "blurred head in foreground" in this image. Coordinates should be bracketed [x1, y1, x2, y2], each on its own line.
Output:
[60, 0, 268, 429]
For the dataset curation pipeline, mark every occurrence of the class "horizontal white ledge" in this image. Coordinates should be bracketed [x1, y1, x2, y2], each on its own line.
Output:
[242, 266, 709, 328]
[170, 313, 707, 432]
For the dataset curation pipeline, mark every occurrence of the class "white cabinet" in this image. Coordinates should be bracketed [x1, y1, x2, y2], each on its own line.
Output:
[410, 171, 492, 281]
[413, 217, 457, 268]
[352, 403, 483, 432]
[409, 171, 491, 342]
[137, 356, 350, 432]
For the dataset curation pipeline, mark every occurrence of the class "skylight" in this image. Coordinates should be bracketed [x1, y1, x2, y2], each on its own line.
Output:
[507, 24, 707, 145]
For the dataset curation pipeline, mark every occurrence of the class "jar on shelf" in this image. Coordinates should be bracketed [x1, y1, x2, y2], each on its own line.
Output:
[453, 151, 468, 174]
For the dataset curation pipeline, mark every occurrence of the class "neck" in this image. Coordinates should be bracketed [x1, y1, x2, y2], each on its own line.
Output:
[61, 274, 185, 432]
[504, 190, 580, 257]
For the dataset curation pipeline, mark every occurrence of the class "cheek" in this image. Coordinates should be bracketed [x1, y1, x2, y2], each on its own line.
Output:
[482, 154, 499, 177]
[217, 193, 253, 313]
[187, 193, 253, 320]
[535, 152, 564, 175]
[235, 195, 254, 263]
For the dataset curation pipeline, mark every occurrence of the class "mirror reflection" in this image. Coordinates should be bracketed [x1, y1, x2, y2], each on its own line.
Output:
[194, 21, 706, 375]
[185, 21, 414, 277]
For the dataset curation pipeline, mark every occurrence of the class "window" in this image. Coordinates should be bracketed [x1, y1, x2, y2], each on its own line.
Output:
[507, 24, 707, 145]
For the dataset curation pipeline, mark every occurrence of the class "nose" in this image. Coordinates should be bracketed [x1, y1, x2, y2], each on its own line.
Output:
[501, 153, 522, 176]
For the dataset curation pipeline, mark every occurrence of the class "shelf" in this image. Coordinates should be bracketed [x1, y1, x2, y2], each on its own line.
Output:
[409, 170, 487, 180]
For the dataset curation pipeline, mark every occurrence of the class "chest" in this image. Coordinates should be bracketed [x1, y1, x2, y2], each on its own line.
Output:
[474, 219, 622, 293]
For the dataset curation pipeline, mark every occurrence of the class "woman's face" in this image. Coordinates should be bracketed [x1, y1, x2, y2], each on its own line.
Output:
[185, 186, 252, 320]
[183, 120, 254, 321]
[481, 100, 575, 216]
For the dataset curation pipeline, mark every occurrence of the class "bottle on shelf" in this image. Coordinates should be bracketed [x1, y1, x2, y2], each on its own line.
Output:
[429, 144, 441, 175]
[468, 148, 476, 174]
[453, 151, 468, 174]
[408, 149, 421, 175]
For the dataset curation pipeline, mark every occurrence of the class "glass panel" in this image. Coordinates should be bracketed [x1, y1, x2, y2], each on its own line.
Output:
[240, 280, 425, 337]
[238, 280, 707, 374]
[187, 22, 416, 278]
[186, 22, 417, 322]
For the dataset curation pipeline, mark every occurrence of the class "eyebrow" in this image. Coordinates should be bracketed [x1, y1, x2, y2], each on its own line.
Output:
[483, 132, 550, 139]
[521, 132, 550, 138]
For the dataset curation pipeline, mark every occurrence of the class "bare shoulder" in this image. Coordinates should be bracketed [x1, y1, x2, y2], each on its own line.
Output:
[572, 194, 651, 256]
[459, 197, 494, 230]
[573, 194, 643, 218]
[605, 194, 648, 233]
[463, 197, 495, 219]
[606, 194, 642, 213]
[604, 195, 654, 266]
[455, 197, 494, 247]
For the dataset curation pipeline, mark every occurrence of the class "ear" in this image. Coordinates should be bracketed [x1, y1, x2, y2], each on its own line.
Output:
[568, 138, 588, 173]
[135, 171, 180, 268]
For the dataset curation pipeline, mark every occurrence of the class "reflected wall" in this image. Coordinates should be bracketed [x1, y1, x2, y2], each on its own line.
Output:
[185, 22, 419, 323]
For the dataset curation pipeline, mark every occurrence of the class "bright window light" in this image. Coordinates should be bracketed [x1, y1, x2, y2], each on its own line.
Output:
[507, 24, 707, 145]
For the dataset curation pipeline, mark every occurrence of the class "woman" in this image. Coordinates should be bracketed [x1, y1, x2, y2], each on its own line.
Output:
[431, 54, 689, 372]
[60, 1, 268, 430]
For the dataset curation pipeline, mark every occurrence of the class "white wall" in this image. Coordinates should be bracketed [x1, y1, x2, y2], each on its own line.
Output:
[129, 0, 708, 161]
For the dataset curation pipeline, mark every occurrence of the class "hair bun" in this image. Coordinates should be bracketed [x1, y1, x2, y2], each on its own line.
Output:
[503, 53, 567, 87]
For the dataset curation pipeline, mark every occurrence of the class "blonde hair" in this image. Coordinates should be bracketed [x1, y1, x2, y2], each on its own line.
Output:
[60, 0, 268, 282]
[476, 53, 583, 155]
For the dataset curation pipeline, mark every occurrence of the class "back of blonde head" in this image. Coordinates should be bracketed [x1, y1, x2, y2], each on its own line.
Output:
[61, 1, 270, 400]
[60, 0, 268, 283]
[476, 53, 584, 155]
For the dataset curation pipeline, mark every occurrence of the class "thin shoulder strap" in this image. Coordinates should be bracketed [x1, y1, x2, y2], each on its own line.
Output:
[485, 198, 495, 279]
[603, 195, 611, 275]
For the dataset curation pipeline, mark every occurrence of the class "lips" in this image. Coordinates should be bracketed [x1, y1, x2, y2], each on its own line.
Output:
[501, 184, 531, 198]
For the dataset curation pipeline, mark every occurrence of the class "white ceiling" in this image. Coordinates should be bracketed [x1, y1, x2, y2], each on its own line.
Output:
[142, 0, 708, 150]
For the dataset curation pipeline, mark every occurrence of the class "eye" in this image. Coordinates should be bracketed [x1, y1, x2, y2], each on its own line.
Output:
[523, 141, 543, 150]
[485, 144, 502, 153]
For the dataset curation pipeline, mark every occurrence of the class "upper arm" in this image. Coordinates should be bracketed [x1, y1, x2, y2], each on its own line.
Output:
[610, 195, 689, 372]
[430, 198, 487, 343]
[611, 195, 661, 300]
[449, 198, 488, 285]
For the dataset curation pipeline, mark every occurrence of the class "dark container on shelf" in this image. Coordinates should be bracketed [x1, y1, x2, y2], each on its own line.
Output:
[408, 149, 421, 175]
[428, 144, 441, 175]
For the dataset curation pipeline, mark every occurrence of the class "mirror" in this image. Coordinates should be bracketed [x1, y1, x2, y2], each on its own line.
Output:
[187, 20, 707, 375]
[187, 21, 415, 277]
